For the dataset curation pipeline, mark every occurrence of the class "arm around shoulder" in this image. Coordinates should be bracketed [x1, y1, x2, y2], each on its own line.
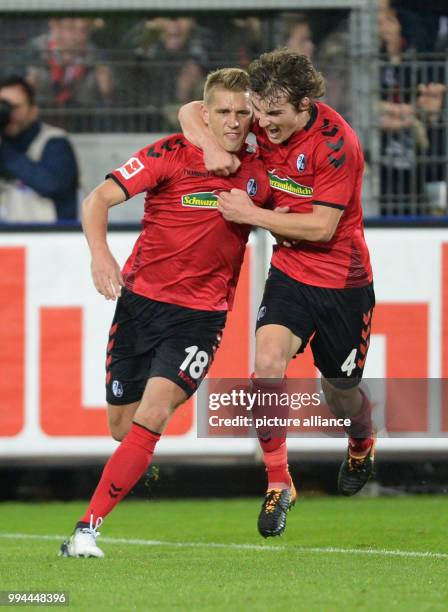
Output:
[178, 101, 207, 147]
[178, 101, 240, 176]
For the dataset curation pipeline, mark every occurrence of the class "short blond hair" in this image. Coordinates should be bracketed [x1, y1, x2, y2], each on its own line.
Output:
[203, 68, 250, 106]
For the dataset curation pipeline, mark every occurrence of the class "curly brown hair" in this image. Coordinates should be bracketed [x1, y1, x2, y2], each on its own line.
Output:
[248, 48, 325, 110]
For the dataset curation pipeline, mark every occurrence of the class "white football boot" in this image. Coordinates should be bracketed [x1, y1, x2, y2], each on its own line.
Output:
[59, 515, 104, 558]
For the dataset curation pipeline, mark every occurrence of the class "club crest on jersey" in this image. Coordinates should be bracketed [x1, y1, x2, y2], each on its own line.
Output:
[296, 153, 306, 172]
[246, 178, 257, 197]
[117, 157, 144, 180]
[112, 380, 124, 398]
[181, 192, 219, 208]
[268, 170, 313, 198]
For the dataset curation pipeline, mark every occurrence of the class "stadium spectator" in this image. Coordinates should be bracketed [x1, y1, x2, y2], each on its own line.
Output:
[314, 22, 351, 120]
[435, 15, 448, 51]
[419, 15, 448, 214]
[0, 75, 79, 222]
[0, 17, 47, 80]
[378, 4, 424, 213]
[25, 18, 114, 112]
[211, 17, 264, 68]
[281, 13, 314, 59]
[378, 4, 446, 214]
[180, 50, 376, 538]
[393, 1, 440, 53]
[121, 17, 209, 130]
[417, 80, 447, 215]
[59, 68, 272, 558]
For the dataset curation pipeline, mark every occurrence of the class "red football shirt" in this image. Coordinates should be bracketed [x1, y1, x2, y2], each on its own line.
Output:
[107, 134, 271, 311]
[253, 102, 373, 289]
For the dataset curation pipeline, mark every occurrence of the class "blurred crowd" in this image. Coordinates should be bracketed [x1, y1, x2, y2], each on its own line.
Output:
[0, 3, 447, 219]
[0, 13, 336, 131]
[377, 0, 447, 214]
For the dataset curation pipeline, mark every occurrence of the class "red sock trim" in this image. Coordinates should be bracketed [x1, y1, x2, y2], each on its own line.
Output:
[258, 437, 285, 453]
[263, 442, 290, 487]
[349, 436, 374, 455]
[250, 372, 287, 390]
[79, 423, 160, 524]
[132, 420, 161, 437]
[123, 422, 160, 452]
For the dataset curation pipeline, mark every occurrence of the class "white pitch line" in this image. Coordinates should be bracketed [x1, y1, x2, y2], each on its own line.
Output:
[0, 533, 447, 560]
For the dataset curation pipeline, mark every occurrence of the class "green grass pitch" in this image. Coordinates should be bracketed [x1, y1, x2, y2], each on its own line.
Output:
[1, 497, 447, 611]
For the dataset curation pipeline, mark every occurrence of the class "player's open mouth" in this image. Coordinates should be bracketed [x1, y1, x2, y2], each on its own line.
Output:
[224, 132, 241, 139]
[267, 128, 281, 138]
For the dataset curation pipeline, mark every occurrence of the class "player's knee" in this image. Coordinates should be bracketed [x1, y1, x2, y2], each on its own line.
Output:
[110, 425, 125, 441]
[255, 350, 288, 379]
[135, 400, 181, 432]
[108, 415, 132, 441]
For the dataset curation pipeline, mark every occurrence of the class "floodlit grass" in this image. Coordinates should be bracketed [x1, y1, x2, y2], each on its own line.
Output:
[1, 497, 447, 611]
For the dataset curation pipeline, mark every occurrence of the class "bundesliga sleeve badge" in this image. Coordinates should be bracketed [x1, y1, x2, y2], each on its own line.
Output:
[117, 157, 144, 180]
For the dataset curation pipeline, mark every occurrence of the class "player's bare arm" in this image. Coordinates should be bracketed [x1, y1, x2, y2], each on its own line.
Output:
[268, 207, 298, 248]
[179, 101, 241, 176]
[217, 188, 342, 242]
[82, 178, 126, 301]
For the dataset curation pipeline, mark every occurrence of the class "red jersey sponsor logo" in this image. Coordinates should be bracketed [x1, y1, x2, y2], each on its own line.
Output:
[181, 192, 219, 208]
[268, 170, 313, 197]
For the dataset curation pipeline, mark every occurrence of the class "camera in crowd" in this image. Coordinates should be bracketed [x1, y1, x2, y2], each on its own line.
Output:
[0, 99, 13, 132]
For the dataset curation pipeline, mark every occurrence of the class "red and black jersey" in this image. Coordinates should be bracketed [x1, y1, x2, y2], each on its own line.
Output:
[107, 134, 271, 311]
[253, 102, 373, 289]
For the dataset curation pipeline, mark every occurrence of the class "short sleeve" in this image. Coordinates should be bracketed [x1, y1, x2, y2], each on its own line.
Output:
[312, 130, 361, 210]
[106, 135, 185, 200]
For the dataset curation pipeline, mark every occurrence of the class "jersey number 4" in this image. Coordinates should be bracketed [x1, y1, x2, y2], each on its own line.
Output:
[180, 345, 209, 379]
[341, 348, 357, 376]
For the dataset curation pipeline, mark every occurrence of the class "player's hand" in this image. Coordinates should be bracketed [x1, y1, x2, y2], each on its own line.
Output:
[271, 232, 296, 247]
[217, 188, 255, 224]
[271, 206, 299, 248]
[90, 247, 124, 301]
[204, 142, 241, 176]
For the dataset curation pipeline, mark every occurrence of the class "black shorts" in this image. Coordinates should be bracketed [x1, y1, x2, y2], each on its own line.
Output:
[255, 266, 375, 387]
[106, 288, 227, 404]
